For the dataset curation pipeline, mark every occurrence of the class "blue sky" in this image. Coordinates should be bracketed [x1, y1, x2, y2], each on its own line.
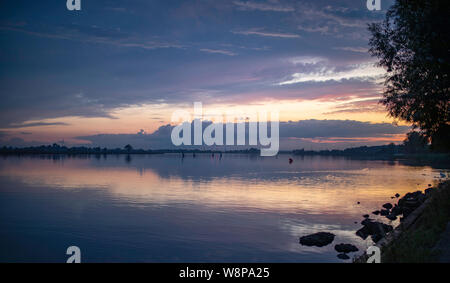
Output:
[0, 0, 406, 149]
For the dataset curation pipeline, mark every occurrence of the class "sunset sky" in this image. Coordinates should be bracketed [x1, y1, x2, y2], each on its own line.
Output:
[0, 0, 409, 150]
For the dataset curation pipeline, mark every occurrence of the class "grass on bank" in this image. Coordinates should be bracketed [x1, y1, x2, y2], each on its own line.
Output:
[382, 181, 450, 263]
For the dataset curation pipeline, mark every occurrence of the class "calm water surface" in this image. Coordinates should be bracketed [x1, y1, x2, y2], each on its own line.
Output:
[0, 154, 447, 262]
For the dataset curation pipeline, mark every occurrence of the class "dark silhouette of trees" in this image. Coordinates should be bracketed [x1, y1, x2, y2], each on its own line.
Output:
[124, 144, 133, 152]
[0, 145, 228, 155]
[368, 0, 450, 151]
[403, 131, 428, 153]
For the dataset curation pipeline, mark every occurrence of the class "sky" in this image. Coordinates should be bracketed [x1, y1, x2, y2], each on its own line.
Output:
[0, 0, 408, 150]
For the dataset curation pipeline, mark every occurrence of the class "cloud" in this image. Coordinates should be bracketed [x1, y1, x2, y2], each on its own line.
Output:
[296, 6, 375, 29]
[333, 46, 369, 53]
[0, 24, 184, 51]
[0, 1, 392, 130]
[292, 1, 388, 39]
[289, 56, 327, 65]
[323, 98, 385, 114]
[278, 63, 385, 85]
[3, 122, 70, 129]
[297, 25, 331, 34]
[0, 86, 116, 128]
[279, 120, 408, 138]
[199, 48, 237, 56]
[0, 138, 46, 147]
[233, 1, 294, 12]
[76, 120, 409, 150]
[232, 29, 300, 38]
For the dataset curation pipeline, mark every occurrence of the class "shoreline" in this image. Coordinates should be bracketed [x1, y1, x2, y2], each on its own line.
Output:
[1, 145, 449, 170]
[355, 180, 450, 263]
[1, 151, 448, 170]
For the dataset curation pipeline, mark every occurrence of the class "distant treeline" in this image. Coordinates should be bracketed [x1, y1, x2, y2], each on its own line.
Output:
[0, 144, 260, 155]
[0, 144, 425, 157]
[293, 132, 433, 157]
[0, 144, 158, 155]
[293, 144, 405, 157]
[292, 131, 445, 157]
[0, 132, 442, 157]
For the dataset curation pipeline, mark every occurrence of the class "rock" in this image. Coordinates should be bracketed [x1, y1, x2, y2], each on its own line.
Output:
[371, 234, 383, 243]
[380, 209, 390, 216]
[395, 193, 400, 198]
[356, 219, 393, 241]
[363, 214, 370, 218]
[335, 243, 359, 253]
[356, 226, 370, 240]
[299, 232, 335, 247]
[411, 191, 423, 198]
[337, 253, 350, 260]
[365, 220, 393, 234]
[404, 199, 420, 208]
[372, 210, 381, 215]
[382, 203, 393, 210]
[398, 191, 424, 209]
[425, 188, 433, 195]
[400, 196, 423, 214]
[390, 205, 402, 216]
[428, 184, 432, 187]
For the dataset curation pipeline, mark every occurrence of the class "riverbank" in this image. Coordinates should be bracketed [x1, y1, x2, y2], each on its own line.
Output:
[356, 180, 450, 263]
[1, 144, 449, 164]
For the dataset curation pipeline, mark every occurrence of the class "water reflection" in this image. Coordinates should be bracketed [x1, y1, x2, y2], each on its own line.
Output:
[0, 155, 447, 262]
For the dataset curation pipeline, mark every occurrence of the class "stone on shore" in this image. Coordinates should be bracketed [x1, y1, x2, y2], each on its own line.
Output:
[299, 232, 335, 247]
[371, 234, 383, 243]
[390, 205, 402, 216]
[335, 243, 359, 253]
[383, 203, 393, 210]
[356, 219, 393, 241]
[356, 226, 370, 240]
[337, 253, 350, 260]
[397, 190, 428, 218]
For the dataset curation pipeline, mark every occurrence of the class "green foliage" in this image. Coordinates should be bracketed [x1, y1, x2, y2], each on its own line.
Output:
[368, 0, 450, 151]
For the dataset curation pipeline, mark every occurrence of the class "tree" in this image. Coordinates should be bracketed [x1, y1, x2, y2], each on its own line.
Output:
[124, 144, 133, 152]
[368, 0, 450, 151]
[403, 131, 428, 153]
